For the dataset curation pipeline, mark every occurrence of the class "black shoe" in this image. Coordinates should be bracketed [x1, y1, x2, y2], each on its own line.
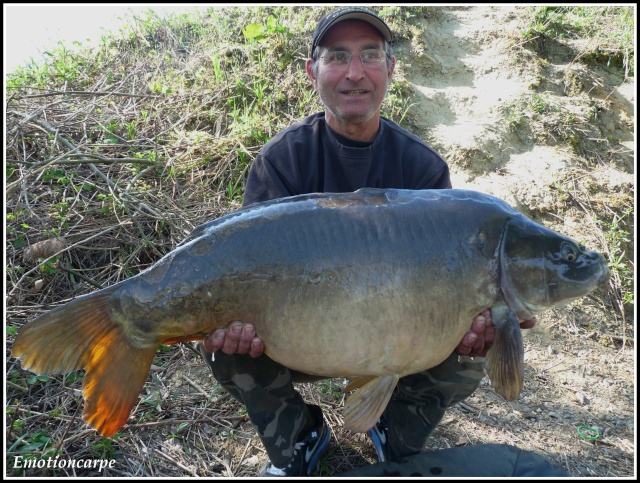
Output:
[259, 404, 331, 477]
[367, 417, 390, 463]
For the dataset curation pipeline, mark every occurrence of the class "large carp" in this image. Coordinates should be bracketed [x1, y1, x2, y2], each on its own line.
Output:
[12, 188, 609, 438]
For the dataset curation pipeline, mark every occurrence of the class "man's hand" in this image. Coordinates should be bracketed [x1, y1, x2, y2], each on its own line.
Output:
[202, 321, 264, 358]
[455, 309, 537, 357]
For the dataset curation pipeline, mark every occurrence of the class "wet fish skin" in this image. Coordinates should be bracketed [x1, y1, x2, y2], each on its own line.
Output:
[12, 188, 610, 437]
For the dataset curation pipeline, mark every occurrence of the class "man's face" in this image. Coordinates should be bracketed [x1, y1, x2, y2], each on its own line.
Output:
[307, 20, 395, 127]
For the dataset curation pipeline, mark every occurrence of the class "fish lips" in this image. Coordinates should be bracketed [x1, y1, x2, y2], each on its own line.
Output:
[583, 249, 611, 289]
[596, 252, 611, 288]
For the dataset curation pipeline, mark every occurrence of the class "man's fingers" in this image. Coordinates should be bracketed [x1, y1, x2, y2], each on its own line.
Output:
[520, 317, 537, 329]
[483, 323, 495, 347]
[456, 331, 478, 356]
[457, 312, 492, 357]
[470, 314, 486, 334]
[249, 337, 265, 358]
[235, 323, 257, 354]
[219, 321, 247, 355]
[202, 329, 226, 353]
[201, 321, 265, 357]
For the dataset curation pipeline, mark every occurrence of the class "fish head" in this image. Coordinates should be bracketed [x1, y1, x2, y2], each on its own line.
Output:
[499, 216, 610, 318]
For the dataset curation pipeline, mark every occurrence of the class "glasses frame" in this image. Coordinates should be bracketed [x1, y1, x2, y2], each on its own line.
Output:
[319, 48, 389, 69]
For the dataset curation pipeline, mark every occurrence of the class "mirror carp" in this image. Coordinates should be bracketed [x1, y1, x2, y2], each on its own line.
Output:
[12, 188, 610, 437]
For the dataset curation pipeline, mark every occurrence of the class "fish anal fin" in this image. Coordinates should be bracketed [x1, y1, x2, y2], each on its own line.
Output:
[344, 376, 376, 393]
[485, 305, 525, 401]
[343, 374, 399, 433]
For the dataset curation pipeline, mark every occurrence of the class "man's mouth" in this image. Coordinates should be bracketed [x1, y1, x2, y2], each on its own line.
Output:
[343, 90, 368, 95]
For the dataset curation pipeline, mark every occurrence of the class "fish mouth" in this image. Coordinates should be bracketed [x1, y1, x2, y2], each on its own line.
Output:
[598, 265, 611, 289]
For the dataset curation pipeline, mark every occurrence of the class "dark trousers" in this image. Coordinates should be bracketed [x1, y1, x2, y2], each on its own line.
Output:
[200, 346, 484, 468]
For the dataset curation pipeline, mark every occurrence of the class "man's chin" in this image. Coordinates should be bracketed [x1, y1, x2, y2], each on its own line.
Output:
[326, 108, 377, 126]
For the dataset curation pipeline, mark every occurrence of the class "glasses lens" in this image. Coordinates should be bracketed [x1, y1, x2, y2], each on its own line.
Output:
[360, 49, 386, 66]
[323, 51, 351, 66]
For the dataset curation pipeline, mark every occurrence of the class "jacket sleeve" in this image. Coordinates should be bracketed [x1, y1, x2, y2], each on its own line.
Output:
[242, 153, 299, 206]
[405, 153, 453, 190]
[420, 162, 452, 189]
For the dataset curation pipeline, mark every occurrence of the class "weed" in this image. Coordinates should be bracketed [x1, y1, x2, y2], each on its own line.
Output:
[92, 437, 120, 459]
[26, 374, 51, 385]
[242, 14, 292, 43]
[522, 6, 634, 76]
[64, 372, 84, 384]
[317, 379, 344, 402]
[125, 120, 138, 140]
[10, 428, 53, 456]
[603, 208, 634, 306]
[42, 168, 69, 184]
[227, 182, 243, 203]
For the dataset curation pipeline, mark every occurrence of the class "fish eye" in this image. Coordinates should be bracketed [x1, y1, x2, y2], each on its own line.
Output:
[561, 242, 577, 262]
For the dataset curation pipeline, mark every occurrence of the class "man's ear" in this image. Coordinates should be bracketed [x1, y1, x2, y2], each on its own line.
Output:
[306, 58, 318, 89]
[387, 55, 396, 82]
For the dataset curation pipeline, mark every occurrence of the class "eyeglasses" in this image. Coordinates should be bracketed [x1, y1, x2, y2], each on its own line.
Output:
[319, 49, 388, 68]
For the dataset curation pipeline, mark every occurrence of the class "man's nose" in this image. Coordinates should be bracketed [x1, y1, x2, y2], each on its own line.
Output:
[345, 55, 366, 80]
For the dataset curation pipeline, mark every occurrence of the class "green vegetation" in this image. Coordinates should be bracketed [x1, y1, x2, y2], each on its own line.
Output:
[502, 92, 602, 155]
[602, 208, 634, 307]
[522, 5, 635, 76]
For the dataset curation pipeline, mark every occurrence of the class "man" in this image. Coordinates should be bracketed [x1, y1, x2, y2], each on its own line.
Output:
[199, 7, 535, 477]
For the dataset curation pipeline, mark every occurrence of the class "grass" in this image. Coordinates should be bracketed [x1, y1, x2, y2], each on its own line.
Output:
[5, 5, 635, 477]
[522, 5, 635, 77]
[502, 91, 603, 155]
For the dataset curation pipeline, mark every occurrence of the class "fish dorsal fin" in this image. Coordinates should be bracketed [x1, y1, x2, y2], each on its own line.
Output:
[343, 374, 400, 433]
[485, 305, 524, 401]
[12, 288, 158, 437]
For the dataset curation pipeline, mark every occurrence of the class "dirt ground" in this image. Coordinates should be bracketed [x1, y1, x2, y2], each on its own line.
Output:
[6, 5, 635, 478]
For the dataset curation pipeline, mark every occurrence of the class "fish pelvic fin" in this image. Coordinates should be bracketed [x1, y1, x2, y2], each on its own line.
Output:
[12, 288, 158, 438]
[485, 305, 525, 401]
[343, 374, 399, 433]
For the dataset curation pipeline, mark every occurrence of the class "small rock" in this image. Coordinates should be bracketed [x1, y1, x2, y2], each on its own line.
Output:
[574, 392, 589, 406]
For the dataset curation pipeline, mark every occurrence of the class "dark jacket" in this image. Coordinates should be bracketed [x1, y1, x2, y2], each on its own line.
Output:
[243, 112, 451, 206]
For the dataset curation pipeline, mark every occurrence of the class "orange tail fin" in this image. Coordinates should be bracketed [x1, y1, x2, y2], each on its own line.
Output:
[12, 288, 158, 438]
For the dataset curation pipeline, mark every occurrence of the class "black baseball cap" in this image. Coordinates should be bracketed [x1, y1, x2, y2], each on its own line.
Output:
[311, 7, 392, 53]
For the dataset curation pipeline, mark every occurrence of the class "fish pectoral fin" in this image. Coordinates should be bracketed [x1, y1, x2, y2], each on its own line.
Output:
[343, 374, 399, 433]
[344, 376, 376, 393]
[12, 288, 158, 438]
[485, 305, 525, 401]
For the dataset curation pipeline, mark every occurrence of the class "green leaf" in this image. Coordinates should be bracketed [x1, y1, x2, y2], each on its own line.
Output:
[242, 23, 264, 40]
